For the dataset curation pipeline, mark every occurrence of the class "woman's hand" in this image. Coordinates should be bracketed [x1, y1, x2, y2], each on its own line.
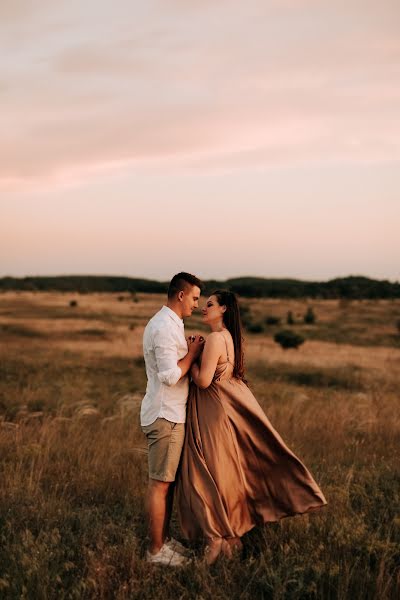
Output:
[187, 334, 205, 345]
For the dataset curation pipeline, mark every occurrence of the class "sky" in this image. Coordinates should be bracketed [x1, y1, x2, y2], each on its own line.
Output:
[1, 0, 399, 282]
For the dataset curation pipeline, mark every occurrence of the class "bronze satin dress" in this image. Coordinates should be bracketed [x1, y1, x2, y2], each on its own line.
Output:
[176, 333, 327, 541]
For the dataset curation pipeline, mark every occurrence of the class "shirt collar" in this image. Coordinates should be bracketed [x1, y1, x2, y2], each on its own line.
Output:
[161, 305, 184, 328]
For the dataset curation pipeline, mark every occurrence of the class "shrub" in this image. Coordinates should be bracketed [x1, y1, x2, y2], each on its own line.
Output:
[304, 307, 316, 324]
[287, 310, 294, 325]
[247, 322, 265, 334]
[264, 315, 281, 325]
[274, 329, 305, 350]
[69, 300, 78, 308]
[77, 328, 106, 337]
[0, 324, 43, 338]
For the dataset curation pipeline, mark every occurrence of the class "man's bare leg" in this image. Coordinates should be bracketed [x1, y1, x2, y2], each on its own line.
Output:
[147, 479, 171, 554]
[163, 482, 175, 542]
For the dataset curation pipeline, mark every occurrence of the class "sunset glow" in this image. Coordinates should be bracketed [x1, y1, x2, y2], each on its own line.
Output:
[1, 1, 399, 281]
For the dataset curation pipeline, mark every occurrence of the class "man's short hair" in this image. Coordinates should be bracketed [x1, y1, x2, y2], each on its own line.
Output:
[167, 272, 203, 299]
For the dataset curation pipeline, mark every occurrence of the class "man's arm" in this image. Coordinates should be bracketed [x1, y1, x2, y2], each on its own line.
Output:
[177, 337, 203, 380]
[153, 329, 203, 386]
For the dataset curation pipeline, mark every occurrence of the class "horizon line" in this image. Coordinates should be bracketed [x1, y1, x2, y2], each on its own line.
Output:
[0, 273, 398, 285]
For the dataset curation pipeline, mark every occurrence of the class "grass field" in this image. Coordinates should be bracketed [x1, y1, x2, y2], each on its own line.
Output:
[0, 292, 399, 599]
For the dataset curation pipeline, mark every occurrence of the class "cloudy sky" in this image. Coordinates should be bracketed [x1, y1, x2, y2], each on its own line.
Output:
[1, 0, 399, 281]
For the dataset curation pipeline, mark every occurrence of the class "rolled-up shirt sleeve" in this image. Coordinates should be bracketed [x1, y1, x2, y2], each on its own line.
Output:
[153, 328, 182, 386]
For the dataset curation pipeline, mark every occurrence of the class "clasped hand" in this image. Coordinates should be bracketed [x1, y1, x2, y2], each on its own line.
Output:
[187, 334, 205, 359]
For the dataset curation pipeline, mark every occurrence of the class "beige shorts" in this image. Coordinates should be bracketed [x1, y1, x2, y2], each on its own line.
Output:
[141, 417, 185, 482]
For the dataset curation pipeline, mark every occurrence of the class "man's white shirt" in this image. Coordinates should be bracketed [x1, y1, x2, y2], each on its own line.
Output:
[140, 305, 189, 427]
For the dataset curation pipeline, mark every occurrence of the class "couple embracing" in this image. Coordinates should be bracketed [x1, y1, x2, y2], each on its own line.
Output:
[140, 272, 327, 566]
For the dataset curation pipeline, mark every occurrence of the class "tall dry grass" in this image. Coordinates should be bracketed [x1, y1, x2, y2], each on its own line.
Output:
[0, 292, 399, 599]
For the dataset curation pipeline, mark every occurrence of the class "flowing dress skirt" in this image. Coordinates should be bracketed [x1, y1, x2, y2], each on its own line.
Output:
[176, 372, 327, 540]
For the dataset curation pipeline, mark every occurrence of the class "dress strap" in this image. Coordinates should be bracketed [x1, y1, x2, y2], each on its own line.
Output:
[221, 330, 230, 364]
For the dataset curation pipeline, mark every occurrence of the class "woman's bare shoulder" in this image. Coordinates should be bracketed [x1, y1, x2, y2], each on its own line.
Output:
[204, 332, 225, 346]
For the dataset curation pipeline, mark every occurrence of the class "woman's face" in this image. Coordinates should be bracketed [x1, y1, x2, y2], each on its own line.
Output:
[202, 295, 225, 325]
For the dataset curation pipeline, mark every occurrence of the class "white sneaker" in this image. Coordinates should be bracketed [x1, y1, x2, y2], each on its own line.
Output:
[146, 543, 188, 567]
[165, 537, 191, 557]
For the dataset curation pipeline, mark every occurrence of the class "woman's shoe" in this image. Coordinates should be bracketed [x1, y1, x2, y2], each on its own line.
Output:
[223, 537, 243, 558]
[204, 538, 223, 565]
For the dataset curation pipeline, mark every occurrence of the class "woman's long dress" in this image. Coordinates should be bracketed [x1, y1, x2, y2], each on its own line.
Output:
[176, 335, 327, 540]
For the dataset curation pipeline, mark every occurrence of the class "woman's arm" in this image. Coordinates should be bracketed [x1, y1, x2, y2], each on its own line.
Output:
[190, 333, 224, 389]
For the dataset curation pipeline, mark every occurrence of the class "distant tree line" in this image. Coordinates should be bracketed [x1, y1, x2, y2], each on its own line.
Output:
[225, 276, 400, 299]
[0, 276, 165, 294]
[0, 275, 399, 299]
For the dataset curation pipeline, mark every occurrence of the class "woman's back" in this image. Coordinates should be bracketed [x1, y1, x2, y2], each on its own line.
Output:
[213, 329, 235, 382]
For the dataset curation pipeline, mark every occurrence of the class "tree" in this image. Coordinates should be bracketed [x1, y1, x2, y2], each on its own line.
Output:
[247, 322, 265, 334]
[304, 307, 316, 324]
[287, 311, 294, 325]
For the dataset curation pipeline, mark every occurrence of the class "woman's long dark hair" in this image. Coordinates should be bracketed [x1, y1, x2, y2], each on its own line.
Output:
[212, 290, 246, 381]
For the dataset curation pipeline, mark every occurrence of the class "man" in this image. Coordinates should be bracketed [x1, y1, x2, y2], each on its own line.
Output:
[141, 272, 204, 566]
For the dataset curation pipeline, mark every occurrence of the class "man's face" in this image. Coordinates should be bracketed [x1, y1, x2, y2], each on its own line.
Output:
[180, 285, 201, 318]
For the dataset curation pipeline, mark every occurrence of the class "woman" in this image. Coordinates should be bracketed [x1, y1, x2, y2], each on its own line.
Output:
[176, 290, 327, 564]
